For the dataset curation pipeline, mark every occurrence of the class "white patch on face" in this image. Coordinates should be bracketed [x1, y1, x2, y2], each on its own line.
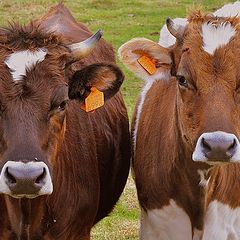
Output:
[214, 1, 240, 17]
[192, 131, 240, 163]
[133, 72, 170, 150]
[201, 22, 236, 55]
[159, 18, 188, 47]
[140, 200, 192, 240]
[202, 200, 240, 240]
[0, 161, 53, 198]
[158, 2, 239, 48]
[5, 49, 47, 81]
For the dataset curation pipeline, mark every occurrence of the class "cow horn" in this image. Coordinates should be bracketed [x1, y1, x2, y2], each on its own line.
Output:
[68, 30, 103, 59]
[166, 18, 184, 40]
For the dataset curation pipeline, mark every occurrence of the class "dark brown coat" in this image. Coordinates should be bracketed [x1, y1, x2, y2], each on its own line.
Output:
[0, 4, 130, 240]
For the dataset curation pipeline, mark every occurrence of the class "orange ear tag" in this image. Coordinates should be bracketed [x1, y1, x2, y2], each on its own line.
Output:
[138, 55, 157, 75]
[81, 87, 104, 112]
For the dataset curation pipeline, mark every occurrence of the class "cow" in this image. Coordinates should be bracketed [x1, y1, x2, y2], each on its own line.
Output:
[159, 3, 240, 240]
[119, 1, 240, 240]
[0, 3, 131, 240]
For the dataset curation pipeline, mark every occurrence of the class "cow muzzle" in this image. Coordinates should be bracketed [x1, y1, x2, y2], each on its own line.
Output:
[192, 131, 240, 164]
[0, 161, 53, 198]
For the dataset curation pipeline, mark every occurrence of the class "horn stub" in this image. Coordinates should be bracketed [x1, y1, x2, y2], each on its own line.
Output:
[68, 29, 103, 60]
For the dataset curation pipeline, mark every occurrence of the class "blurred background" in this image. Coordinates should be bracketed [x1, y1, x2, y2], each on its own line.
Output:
[0, 0, 233, 239]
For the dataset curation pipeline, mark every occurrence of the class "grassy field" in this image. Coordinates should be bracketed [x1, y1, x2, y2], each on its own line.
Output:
[0, 0, 234, 239]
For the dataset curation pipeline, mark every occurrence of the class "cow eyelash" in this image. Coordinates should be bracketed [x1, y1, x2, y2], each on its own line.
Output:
[176, 75, 188, 88]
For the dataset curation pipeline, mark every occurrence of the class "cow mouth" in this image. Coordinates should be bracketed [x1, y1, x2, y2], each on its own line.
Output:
[203, 160, 230, 166]
[7, 193, 40, 199]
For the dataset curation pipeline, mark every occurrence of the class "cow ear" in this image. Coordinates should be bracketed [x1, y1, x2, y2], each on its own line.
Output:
[68, 63, 124, 101]
[119, 38, 172, 81]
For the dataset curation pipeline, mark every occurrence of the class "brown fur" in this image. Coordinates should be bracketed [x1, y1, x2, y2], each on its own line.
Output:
[120, 11, 240, 235]
[0, 3, 130, 239]
[205, 164, 240, 209]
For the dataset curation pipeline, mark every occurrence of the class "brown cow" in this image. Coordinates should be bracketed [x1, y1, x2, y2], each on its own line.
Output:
[0, 3, 130, 240]
[119, 4, 240, 240]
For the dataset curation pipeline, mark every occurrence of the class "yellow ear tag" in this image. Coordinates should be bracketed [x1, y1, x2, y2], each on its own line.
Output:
[81, 87, 104, 112]
[138, 55, 157, 75]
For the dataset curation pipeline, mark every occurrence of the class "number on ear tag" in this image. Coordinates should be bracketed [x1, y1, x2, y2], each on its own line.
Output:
[81, 87, 104, 112]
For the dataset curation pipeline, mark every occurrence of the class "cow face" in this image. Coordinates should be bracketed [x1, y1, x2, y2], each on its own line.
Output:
[119, 13, 240, 165]
[0, 27, 124, 198]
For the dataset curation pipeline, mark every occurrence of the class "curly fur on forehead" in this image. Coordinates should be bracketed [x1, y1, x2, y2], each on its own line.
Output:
[0, 23, 67, 52]
[187, 9, 240, 26]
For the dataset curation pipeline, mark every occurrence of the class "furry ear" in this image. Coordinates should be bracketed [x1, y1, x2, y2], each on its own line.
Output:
[119, 38, 172, 81]
[68, 63, 124, 101]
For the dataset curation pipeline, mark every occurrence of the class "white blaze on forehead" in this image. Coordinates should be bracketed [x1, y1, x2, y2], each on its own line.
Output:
[201, 22, 236, 55]
[5, 48, 47, 81]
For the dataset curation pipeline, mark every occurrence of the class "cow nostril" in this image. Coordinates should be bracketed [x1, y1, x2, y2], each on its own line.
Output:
[228, 138, 237, 152]
[201, 137, 212, 151]
[5, 167, 17, 184]
[35, 168, 46, 184]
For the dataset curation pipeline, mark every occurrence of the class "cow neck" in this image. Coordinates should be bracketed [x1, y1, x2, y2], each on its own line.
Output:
[5, 196, 46, 239]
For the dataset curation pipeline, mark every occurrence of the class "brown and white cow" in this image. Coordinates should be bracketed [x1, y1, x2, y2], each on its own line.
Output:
[0, 3, 131, 239]
[119, 2, 240, 240]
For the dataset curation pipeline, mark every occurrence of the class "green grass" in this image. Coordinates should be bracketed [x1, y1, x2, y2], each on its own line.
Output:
[0, 0, 234, 239]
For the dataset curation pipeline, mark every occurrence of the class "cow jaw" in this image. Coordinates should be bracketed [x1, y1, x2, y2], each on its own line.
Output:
[192, 131, 240, 164]
[0, 161, 53, 198]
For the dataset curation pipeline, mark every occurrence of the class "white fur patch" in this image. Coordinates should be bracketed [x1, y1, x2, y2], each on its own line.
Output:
[158, 2, 240, 48]
[193, 228, 202, 240]
[5, 49, 47, 81]
[201, 22, 236, 55]
[214, 1, 240, 17]
[202, 200, 240, 240]
[159, 18, 188, 47]
[140, 200, 192, 240]
[133, 72, 170, 150]
[0, 161, 53, 198]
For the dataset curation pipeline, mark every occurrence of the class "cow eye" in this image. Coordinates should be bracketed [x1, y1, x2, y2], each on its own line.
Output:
[176, 75, 188, 88]
[58, 100, 68, 111]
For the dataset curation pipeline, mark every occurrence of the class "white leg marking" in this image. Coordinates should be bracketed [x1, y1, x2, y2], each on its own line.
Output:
[140, 200, 192, 240]
[202, 200, 240, 240]
[5, 49, 47, 81]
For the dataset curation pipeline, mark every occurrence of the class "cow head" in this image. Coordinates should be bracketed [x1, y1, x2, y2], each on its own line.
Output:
[0, 26, 124, 198]
[119, 12, 240, 165]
